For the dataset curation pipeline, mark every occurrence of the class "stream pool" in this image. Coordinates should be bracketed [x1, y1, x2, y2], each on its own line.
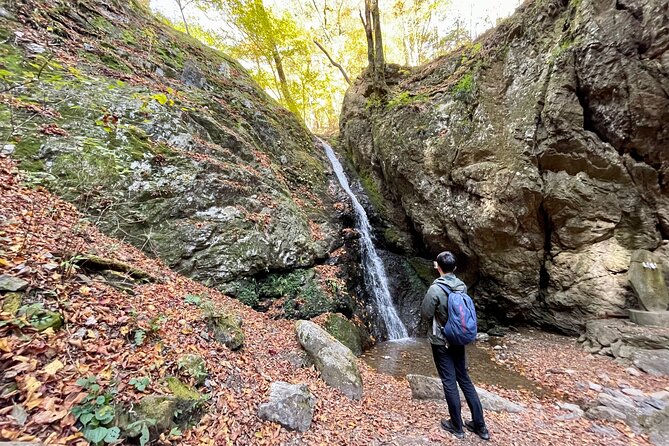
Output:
[360, 337, 546, 397]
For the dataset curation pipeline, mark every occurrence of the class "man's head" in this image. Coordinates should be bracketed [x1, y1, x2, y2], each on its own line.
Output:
[435, 251, 457, 275]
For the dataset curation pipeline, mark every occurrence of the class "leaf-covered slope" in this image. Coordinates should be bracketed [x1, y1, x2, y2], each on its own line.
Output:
[0, 0, 343, 300]
[1, 154, 658, 446]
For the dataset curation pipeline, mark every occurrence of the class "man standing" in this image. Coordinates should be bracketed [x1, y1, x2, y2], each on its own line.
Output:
[421, 251, 490, 441]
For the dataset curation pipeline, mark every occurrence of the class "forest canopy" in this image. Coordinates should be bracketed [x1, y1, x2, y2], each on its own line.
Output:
[151, 0, 521, 132]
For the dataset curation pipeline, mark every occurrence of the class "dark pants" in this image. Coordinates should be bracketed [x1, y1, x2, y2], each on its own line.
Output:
[431, 343, 485, 431]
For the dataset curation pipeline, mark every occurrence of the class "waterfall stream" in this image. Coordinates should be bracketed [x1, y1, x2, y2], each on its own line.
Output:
[321, 140, 408, 340]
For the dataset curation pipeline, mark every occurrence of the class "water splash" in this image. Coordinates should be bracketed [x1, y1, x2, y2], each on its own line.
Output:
[320, 139, 408, 340]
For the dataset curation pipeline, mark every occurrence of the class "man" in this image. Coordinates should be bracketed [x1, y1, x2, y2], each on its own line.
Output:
[421, 251, 490, 441]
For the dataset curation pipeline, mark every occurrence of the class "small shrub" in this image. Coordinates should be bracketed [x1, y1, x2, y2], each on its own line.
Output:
[129, 377, 150, 391]
[71, 376, 119, 445]
[452, 73, 474, 101]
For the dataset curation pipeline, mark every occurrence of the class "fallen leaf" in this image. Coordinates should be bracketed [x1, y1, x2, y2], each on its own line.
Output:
[43, 359, 64, 376]
[32, 409, 68, 424]
[11, 404, 28, 426]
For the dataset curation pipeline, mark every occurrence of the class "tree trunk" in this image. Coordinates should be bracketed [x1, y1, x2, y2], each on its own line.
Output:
[371, 0, 385, 90]
[361, 3, 375, 72]
[271, 47, 300, 116]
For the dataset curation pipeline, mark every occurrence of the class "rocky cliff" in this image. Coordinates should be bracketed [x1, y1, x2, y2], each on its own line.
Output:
[340, 0, 669, 333]
[0, 0, 356, 319]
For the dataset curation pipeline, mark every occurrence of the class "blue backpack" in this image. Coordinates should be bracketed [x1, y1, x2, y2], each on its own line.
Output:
[436, 283, 478, 345]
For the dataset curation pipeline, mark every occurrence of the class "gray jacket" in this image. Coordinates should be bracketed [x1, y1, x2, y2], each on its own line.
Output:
[420, 273, 467, 345]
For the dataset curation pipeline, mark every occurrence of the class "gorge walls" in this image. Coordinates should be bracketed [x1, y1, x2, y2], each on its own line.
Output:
[340, 0, 669, 333]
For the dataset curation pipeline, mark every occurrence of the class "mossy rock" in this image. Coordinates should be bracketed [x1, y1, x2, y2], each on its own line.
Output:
[208, 314, 244, 350]
[115, 395, 176, 439]
[323, 313, 363, 356]
[20, 303, 63, 331]
[166, 377, 202, 400]
[408, 257, 437, 286]
[177, 354, 208, 386]
[2, 292, 23, 315]
[165, 377, 207, 427]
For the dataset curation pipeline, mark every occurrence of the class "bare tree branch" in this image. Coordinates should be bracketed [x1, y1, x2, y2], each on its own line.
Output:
[313, 39, 350, 85]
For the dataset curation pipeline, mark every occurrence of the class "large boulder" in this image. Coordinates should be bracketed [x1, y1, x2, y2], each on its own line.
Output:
[295, 320, 363, 400]
[581, 319, 669, 357]
[406, 374, 525, 413]
[257, 381, 316, 432]
[339, 0, 669, 333]
[631, 349, 669, 377]
[323, 313, 363, 356]
[628, 250, 669, 311]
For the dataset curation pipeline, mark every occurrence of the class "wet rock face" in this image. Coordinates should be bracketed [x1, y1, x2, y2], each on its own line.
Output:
[340, 0, 669, 333]
[0, 1, 344, 292]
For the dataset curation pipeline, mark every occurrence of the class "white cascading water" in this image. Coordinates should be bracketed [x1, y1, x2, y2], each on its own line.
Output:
[321, 140, 408, 340]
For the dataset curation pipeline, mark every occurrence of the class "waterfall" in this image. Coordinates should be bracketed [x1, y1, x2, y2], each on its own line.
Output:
[321, 140, 408, 340]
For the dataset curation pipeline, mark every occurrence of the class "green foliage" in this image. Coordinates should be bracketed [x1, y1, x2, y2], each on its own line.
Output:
[133, 313, 167, 346]
[121, 30, 138, 45]
[258, 271, 305, 299]
[283, 281, 333, 319]
[71, 376, 119, 446]
[358, 170, 387, 216]
[551, 37, 576, 60]
[134, 329, 147, 346]
[177, 355, 208, 385]
[365, 95, 383, 110]
[184, 294, 202, 306]
[126, 419, 154, 446]
[387, 91, 428, 108]
[236, 286, 258, 307]
[452, 73, 474, 100]
[324, 278, 342, 295]
[150, 315, 168, 332]
[168, 427, 183, 438]
[129, 377, 150, 391]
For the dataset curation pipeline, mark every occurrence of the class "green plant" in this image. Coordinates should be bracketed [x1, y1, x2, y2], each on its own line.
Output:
[184, 294, 202, 306]
[134, 329, 146, 346]
[149, 315, 168, 332]
[133, 315, 166, 346]
[168, 427, 182, 438]
[126, 418, 155, 446]
[325, 278, 342, 295]
[387, 91, 427, 108]
[129, 377, 150, 391]
[452, 73, 474, 101]
[59, 253, 86, 278]
[71, 376, 120, 445]
[236, 286, 258, 307]
[365, 95, 383, 110]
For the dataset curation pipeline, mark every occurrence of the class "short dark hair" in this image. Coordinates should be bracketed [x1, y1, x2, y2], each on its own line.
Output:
[436, 251, 457, 272]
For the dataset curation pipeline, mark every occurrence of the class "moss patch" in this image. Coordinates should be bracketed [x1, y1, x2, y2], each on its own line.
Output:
[408, 257, 437, 286]
[323, 313, 363, 356]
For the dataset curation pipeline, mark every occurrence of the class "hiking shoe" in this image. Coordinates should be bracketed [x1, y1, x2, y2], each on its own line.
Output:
[465, 420, 490, 441]
[440, 419, 465, 439]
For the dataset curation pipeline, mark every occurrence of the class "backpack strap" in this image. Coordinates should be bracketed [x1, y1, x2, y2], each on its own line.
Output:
[434, 282, 452, 324]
